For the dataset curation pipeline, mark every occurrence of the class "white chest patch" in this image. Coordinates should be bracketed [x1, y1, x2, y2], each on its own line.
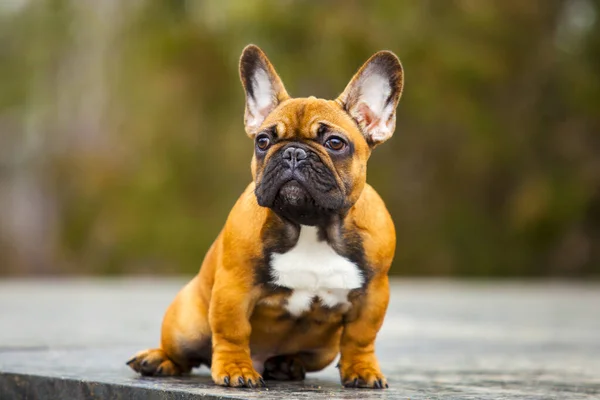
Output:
[270, 226, 363, 316]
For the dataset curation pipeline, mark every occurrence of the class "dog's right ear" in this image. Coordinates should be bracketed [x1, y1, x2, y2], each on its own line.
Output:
[240, 45, 290, 137]
[336, 51, 404, 147]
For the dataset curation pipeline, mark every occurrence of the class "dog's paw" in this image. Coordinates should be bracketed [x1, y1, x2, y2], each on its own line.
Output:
[339, 359, 388, 389]
[126, 348, 184, 377]
[211, 355, 265, 388]
[263, 355, 306, 381]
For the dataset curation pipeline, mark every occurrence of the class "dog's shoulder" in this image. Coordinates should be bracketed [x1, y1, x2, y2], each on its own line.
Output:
[224, 182, 267, 233]
[349, 184, 396, 272]
[219, 182, 269, 269]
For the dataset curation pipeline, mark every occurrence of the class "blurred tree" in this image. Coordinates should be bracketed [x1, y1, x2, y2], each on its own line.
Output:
[0, 0, 598, 276]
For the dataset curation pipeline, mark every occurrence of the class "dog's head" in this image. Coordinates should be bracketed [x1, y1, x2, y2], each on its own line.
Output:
[240, 45, 403, 226]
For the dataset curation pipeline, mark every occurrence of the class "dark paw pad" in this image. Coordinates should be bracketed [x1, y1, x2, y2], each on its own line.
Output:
[263, 355, 306, 381]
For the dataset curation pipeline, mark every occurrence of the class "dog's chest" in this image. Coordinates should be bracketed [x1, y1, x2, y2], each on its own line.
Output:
[269, 226, 363, 316]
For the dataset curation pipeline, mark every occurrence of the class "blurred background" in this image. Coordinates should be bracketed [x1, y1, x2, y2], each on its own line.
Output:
[0, 0, 598, 277]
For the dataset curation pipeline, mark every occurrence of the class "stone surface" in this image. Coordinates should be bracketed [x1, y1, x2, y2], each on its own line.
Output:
[1, 278, 599, 399]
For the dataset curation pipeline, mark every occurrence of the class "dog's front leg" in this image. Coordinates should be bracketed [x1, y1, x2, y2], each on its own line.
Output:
[338, 273, 390, 389]
[209, 268, 264, 388]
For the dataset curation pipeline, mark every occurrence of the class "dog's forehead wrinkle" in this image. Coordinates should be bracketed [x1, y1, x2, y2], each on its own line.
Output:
[296, 102, 307, 123]
[272, 98, 347, 138]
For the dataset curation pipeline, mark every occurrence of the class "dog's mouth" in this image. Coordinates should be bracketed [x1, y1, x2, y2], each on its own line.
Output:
[270, 180, 338, 226]
[275, 180, 309, 207]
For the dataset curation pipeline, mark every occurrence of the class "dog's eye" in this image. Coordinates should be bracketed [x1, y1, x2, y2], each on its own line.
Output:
[325, 136, 346, 151]
[256, 134, 271, 151]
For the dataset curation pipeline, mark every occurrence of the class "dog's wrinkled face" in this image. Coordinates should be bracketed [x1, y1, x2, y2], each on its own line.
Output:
[252, 98, 367, 225]
[239, 45, 403, 226]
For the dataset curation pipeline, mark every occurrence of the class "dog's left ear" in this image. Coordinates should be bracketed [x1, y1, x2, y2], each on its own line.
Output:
[240, 45, 290, 137]
[337, 51, 404, 146]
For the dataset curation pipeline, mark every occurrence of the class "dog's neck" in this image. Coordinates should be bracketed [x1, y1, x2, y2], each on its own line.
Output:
[269, 208, 349, 244]
[260, 207, 370, 284]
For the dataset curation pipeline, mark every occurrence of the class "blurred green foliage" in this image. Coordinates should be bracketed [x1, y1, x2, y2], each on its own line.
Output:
[0, 0, 599, 276]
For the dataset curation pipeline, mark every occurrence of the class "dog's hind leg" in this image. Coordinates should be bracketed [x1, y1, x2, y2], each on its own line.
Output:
[127, 276, 212, 376]
[127, 347, 188, 376]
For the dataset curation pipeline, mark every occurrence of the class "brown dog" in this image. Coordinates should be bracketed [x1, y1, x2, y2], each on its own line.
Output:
[127, 45, 403, 389]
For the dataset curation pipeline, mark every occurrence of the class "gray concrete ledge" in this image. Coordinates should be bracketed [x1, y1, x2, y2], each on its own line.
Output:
[1, 279, 599, 399]
[1, 372, 227, 400]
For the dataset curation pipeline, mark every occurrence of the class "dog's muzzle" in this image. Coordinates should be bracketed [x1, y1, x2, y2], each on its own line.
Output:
[255, 143, 345, 225]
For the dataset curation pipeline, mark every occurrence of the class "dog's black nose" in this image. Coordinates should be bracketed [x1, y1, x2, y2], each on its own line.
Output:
[282, 146, 307, 169]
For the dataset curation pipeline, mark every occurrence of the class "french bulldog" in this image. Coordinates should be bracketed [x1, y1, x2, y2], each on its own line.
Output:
[127, 44, 403, 389]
